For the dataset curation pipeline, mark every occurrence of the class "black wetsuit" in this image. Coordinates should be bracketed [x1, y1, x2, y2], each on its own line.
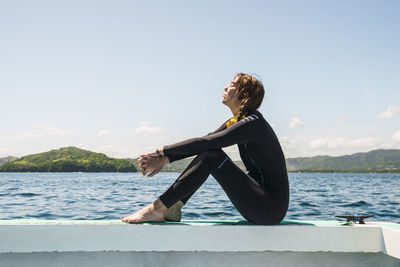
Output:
[159, 111, 289, 225]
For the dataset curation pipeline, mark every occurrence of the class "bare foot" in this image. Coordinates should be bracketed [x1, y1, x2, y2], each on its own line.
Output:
[165, 201, 184, 222]
[121, 199, 168, 223]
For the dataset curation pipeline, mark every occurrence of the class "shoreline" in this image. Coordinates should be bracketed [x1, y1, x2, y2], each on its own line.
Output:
[0, 171, 400, 174]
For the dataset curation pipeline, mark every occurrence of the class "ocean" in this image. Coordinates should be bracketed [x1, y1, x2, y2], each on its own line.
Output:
[0, 172, 399, 223]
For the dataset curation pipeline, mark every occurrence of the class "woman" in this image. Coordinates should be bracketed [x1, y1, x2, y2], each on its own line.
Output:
[121, 73, 289, 225]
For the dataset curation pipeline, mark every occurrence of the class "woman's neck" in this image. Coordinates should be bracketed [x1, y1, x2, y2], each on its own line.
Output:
[228, 104, 240, 117]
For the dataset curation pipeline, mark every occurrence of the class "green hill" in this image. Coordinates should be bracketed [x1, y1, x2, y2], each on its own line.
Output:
[0, 147, 136, 172]
[286, 149, 400, 173]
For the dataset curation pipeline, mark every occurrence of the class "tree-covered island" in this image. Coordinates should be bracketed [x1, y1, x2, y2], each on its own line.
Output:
[0, 147, 136, 172]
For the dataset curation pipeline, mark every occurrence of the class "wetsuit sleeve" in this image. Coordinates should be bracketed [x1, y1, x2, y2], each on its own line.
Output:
[164, 120, 228, 163]
[163, 115, 261, 162]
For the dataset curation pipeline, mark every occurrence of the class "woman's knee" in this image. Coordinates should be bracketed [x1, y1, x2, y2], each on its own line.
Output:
[198, 149, 226, 160]
[197, 149, 228, 169]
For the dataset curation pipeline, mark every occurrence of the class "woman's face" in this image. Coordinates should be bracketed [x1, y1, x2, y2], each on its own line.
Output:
[222, 76, 240, 106]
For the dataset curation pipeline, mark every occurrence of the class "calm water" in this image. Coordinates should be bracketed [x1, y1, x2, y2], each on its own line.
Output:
[0, 172, 399, 223]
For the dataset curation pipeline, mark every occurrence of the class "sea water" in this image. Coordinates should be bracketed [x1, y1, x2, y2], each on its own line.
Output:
[0, 172, 399, 223]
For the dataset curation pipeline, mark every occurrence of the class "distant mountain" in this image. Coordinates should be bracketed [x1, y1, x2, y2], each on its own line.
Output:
[0, 147, 136, 172]
[157, 149, 400, 173]
[142, 148, 400, 173]
[0, 156, 17, 166]
[286, 149, 400, 173]
[2, 147, 398, 173]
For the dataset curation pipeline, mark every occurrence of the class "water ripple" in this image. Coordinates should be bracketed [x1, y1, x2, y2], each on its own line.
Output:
[342, 200, 372, 207]
[13, 192, 41, 197]
[0, 172, 399, 223]
[299, 202, 318, 207]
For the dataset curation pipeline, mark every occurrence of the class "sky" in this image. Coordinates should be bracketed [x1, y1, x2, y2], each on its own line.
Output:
[0, 0, 399, 160]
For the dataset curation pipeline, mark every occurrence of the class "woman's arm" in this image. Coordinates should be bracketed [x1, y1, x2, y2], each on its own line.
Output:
[163, 115, 261, 161]
[137, 120, 230, 176]
[164, 119, 229, 163]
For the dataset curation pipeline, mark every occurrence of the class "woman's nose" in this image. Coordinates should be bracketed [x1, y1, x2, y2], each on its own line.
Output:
[224, 86, 228, 92]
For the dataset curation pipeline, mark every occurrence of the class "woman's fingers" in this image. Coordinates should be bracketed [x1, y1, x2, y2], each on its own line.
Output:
[141, 163, 154, 176]
[138, 156, 151, 168]
[139, 155, 149, 161]
[138, 159, 145, 167]
[141, 150, 161, 159]
[139, 155, 157, 164]
[143, 166, 150, 176]
[139, 152, 161, 167]
[138, 154, 166, 177]
[139, 160, 149, 169]
[139, 156, 147, 162]
[140, 165, 146, 175]
[141, 158, 161, 177]
[147, 166, 162, 178]
[148, 152, 160, 158]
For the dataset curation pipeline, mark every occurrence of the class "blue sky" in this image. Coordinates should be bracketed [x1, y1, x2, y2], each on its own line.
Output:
[0, 0, 399, 159]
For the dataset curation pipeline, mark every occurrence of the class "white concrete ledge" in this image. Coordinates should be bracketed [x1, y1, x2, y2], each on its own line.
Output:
[0, 224, 384, 253]
[0, 220, 399, 267]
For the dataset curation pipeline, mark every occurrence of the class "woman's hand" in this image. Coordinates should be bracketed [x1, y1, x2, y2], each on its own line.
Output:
[138, 149, 169, 177]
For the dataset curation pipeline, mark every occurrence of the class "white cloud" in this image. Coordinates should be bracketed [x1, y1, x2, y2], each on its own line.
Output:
[76, 144, 125, 157]
[280, 131, 400, 158]
[136, 124, 164, 134]
[10, 133, 43, 141]
[279, 136, 297, 146]
[0, 132, 43, 141]
[309, 138, 329, 150]
[393, 130, 400, 143]
[78, 144, 162, 159]
[0, 125, 76, 142]
[336, 115, 344, 125]
[308, 136, 383, 151]
[97, 130, 112, 137]
[377, 106, 400, 119]
[277, 136, 306, 158]
[35, 125, 74, 136]
[289, 118, 303, 129]
[91, 145, 134, 158]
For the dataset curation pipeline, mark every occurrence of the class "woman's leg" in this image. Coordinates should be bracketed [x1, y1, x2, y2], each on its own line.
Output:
[160, 149, 286, 225]
[159, 151, 215, 208]
[121, 153, 209, 223]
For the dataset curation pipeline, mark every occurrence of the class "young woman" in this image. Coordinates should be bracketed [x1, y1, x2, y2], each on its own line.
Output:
[121, 73, 289, 225]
